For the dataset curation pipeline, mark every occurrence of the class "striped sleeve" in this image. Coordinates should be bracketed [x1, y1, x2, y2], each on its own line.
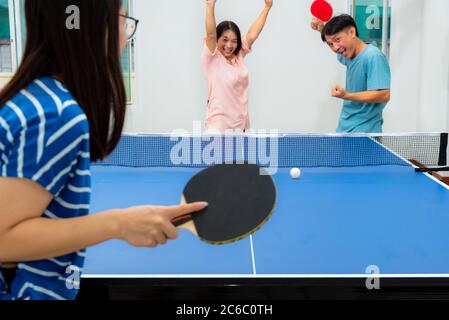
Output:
[3, 102, 89, 197]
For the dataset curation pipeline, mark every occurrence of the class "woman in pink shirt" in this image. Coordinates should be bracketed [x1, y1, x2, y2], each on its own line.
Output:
[202, 0, 273, 133]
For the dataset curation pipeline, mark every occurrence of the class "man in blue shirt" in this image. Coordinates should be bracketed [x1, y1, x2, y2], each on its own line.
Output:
[311, 14, 391, 133]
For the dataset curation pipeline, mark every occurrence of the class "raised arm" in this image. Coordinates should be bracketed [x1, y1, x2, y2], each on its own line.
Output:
[310, 17, 325, 33]
[205, 0, 217, 53]
[246, 0, 273, 48]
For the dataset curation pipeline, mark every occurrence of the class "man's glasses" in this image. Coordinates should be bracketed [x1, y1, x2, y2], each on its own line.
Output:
[120, 14, 139, 40]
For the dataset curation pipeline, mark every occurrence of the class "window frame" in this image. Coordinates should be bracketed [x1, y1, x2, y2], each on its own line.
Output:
[0, 0, 137, 105]
[348, 0, 391, 58]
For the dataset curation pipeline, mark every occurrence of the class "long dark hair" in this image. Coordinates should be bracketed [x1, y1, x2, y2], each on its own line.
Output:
[0, 0, 127, 161]
[216, 21, 242, 56]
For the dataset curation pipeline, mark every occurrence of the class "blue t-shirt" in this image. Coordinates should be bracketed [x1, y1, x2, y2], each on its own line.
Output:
[0, 77, 90, 300]
[336, 43, 391, 133]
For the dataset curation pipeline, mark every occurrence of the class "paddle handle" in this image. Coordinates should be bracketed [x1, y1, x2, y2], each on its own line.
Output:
[172, 196, 199, 236]
[175, 220, 198, 236]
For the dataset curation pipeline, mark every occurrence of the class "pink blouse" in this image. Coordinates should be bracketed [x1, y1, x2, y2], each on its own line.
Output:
[201, 37, 252, 133]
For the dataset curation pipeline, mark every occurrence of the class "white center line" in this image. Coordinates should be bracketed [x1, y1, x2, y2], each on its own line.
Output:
[250, 235, 257, 275]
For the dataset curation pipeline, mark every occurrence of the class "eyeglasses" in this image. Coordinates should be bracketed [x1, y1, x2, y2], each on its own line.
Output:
[120, 14, 139, 41]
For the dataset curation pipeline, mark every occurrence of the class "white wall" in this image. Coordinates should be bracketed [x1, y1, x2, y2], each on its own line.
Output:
[419, 0, 449, 132]
[385, 0, 423, 132]
[125, 0, 449, 134]
[386, 0, 449, 133]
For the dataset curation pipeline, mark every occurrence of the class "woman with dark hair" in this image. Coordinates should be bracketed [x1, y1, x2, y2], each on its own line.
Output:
[0, 0, 207, 300]
[202, 0, 273, 133]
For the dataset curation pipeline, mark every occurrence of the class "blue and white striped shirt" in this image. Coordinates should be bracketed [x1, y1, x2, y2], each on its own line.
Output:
[0, 77, 90, 300]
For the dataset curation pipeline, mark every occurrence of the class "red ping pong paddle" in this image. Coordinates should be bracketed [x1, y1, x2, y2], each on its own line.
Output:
[172, 163, 277, 245]
[311, 0, 333, 23]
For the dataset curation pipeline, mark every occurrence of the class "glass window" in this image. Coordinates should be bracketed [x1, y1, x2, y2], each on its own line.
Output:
[121, 0, 135, 104]
[0, 0, 12, 72]
[0, 0, 137, 104]
[19, 0, 25, 50]
[350, 0, 391, 57]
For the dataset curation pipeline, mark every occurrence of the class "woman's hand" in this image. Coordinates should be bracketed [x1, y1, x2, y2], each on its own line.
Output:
[116, 202, 208, 248]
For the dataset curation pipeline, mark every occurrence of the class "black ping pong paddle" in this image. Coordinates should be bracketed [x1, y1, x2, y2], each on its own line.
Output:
[172, 163, 277, 245]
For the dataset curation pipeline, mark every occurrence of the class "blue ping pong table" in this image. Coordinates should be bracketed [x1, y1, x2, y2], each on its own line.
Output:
[80, 135, 449, 299]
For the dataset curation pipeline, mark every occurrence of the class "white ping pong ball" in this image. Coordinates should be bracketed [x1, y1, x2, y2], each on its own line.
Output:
[290, 168, 301, 179]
